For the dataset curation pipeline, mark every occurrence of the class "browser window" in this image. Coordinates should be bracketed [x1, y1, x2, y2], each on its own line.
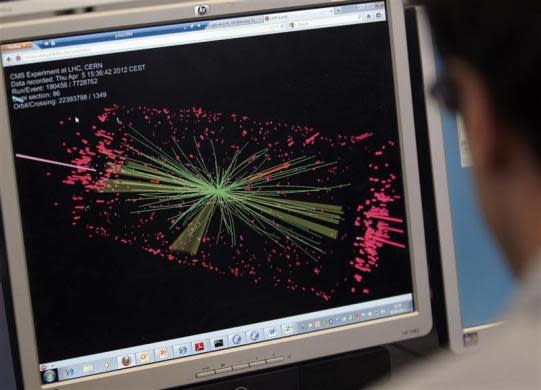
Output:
[1, 1, 415, 384]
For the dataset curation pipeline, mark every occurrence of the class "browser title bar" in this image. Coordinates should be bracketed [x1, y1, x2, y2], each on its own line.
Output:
[2, 2, 387, 67]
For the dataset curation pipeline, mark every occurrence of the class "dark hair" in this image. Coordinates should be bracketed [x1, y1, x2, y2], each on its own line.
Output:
[420, 0, 541, 163]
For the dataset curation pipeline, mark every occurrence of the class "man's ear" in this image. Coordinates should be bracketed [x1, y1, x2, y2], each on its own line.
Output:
[449, 58, 506, 173]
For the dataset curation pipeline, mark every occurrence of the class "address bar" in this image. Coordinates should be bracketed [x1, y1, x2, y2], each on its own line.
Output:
[14, 13, 365, 65]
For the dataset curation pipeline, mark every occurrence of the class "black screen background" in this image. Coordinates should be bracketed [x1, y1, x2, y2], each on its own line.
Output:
[4, 21, 414, 363]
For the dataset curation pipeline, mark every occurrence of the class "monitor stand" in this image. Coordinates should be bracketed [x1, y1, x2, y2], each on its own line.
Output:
[178, 347, 391, 390]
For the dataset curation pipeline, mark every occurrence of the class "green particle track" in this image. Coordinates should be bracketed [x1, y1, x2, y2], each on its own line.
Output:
[101, 124, 349, 258]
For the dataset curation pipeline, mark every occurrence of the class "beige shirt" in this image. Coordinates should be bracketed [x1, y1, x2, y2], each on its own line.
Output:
[379, 255, 541, 390]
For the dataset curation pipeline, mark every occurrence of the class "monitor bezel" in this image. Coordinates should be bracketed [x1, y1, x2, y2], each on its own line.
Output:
[414, 7, 501, 354]
[0, 0, 432, 388]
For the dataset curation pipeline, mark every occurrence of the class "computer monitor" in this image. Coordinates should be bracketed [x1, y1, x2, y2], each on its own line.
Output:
[416, 9, 516, 353]
[0, 1, 432, 388]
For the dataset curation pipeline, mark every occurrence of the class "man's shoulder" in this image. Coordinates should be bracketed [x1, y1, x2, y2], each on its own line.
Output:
[381, 316, 540, 389]
[379, 264, 541, 390]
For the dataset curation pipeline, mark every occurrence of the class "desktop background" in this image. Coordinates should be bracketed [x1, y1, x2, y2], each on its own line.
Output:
[4, 20, 413, 363]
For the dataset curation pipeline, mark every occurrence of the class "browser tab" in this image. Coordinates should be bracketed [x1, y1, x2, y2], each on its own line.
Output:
[334, 5, 359, 15]
[1, 42, 33, 52]
[207, 15, 264, 29]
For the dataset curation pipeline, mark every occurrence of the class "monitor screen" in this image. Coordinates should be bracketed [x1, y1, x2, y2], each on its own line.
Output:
[416, 8, 517, 352]
[441, 113, 516, 329]
[0, 1, 425, 386]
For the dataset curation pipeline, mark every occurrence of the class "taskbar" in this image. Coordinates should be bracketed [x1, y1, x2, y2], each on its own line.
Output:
[39, 293, 413, 384]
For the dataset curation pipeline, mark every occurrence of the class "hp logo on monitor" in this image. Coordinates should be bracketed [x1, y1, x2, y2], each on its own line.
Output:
[195, 5, 210, 16]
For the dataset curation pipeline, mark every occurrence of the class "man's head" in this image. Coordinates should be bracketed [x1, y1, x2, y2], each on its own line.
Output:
[421, 0, 541, 274]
